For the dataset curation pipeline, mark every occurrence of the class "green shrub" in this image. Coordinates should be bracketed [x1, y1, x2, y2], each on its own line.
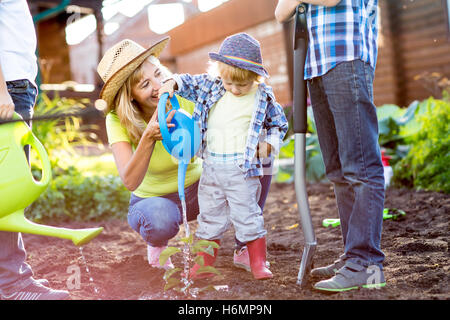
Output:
[392, 95, 450, 193]
[30, 93, 104, 167]
[376, 100, 426, 166]
[27, 166, 130, 222]
[26, 93, 126, 222]
[276, 107, 326, 183]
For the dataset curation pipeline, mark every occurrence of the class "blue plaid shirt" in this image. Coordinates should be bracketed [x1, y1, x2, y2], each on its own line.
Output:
[304, 0, 379, 79]
[173, 73, 288, 178]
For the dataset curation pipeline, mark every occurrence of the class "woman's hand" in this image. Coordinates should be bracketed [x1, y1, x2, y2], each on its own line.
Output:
[142, 108, 176, 141]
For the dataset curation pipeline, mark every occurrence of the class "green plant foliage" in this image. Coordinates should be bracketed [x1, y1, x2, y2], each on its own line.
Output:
[27, 166, 130, 222]
[25, 93, 128, 221]
[276, 107, 325, 183]
[376, 100, 426, 165]
[392, 95, 450, 193]
[31, 93, 103, 159]
[161, 239, 221, 295]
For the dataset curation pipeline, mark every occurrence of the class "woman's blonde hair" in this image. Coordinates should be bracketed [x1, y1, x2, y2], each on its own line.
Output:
[113, 55, 171, 146]
[208, 61, 264, 84]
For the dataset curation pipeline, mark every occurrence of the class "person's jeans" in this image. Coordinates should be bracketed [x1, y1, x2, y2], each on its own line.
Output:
[307, 60, 385, 269]
[0, 79, 37, 293]
[128, 181, 200, 247]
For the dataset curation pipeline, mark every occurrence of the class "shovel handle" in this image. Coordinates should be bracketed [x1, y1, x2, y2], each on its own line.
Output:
[292, 4, 309, 134]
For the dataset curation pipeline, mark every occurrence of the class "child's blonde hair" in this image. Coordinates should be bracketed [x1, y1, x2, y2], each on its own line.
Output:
[113, 55, 172, 146]
[208, 61, 264, 84]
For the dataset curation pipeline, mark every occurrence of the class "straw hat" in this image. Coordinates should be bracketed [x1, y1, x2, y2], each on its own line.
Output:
[96, 37, 170, 112]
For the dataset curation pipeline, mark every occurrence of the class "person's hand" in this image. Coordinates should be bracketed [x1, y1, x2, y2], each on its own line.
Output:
[142, 108, 176, 141]
[257, 142, 272, 158]
[0, 90, 15, 119]
[158, 79, 176, 98]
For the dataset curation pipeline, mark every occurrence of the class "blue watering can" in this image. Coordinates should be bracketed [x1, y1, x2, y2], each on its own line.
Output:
[157, 93, 201, 201]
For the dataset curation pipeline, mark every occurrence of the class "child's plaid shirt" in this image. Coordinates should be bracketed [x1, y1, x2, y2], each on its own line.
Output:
[172, 73, 288, 178]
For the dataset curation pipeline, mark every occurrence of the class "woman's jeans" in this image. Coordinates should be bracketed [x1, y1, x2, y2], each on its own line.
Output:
[0, 80, 37, 293]
[308, 60, 385, 269]
[128, 181, 200, 247]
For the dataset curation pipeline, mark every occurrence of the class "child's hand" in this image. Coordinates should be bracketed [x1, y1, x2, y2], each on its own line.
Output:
[158, 79, 176, 98]
[257, 142, 272, 159]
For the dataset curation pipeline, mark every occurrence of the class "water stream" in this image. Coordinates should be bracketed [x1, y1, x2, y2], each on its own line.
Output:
[78, 246, 101, 299]
[180, 198, 194, 297]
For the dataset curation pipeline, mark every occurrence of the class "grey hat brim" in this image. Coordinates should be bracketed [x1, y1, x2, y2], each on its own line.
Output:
[209, 52, 269, 78]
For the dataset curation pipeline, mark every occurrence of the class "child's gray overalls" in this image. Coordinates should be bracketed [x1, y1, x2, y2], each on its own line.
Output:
[196, 155, 266, 243]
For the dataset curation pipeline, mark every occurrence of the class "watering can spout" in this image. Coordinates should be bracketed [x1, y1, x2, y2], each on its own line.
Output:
[0, 210, 103, 246]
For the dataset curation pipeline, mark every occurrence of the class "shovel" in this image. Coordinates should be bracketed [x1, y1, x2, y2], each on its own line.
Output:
[292, 4, 317, 287]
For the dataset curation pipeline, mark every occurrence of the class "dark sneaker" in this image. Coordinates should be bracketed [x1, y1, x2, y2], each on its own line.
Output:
[1, 282, 70, 300]
[310, 258, 345, 278]
[313, 262, 386, 293]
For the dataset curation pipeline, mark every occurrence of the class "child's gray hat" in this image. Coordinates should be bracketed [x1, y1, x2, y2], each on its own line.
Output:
[209, 33, 269, 78]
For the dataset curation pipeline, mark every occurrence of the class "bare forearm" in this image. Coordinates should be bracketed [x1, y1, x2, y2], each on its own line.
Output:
[275, 0, 341, 23]
[0, 63, 7, 94]
[112, 138, 156, 191]
[0, 62, 15, 119]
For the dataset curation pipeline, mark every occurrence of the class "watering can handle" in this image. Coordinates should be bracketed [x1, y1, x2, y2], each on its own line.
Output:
[157, 93, 180, 150]
[22, 122, 52, 187]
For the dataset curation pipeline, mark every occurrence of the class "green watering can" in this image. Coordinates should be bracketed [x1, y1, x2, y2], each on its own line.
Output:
[0, 113, 103, 246]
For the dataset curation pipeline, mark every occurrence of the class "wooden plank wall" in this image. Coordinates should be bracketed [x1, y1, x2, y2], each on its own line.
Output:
[168, 0, 410, 107]
[373, 0, 399, 107]
[390, 0, 450, 106]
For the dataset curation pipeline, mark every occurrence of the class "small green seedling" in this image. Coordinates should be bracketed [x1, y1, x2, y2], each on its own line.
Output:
[159, 235, 221, 296]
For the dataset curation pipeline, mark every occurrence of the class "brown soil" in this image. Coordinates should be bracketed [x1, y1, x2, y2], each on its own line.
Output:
[22, 183, 449, 300]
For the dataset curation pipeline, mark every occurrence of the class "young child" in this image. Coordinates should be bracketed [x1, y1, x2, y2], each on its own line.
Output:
[160, 33, 288, 280]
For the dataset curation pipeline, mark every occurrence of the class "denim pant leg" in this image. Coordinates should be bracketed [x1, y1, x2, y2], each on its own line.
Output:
[0, 80, 37, 293]
[128, 195, 181, 247]
[308, 60, 385, 268]
[127, 181, 200, 247]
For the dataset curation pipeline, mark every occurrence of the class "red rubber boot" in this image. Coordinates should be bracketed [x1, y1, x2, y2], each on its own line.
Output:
[189, 239, 220, 280]
[247, 237, 273, 280]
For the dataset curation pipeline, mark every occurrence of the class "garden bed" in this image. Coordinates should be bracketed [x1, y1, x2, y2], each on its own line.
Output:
[23, 182, 449, 300]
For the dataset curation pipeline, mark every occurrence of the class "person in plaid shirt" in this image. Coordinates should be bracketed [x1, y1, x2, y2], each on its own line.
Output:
[276, 0, 386, 292]
[160, 33, 288, 280]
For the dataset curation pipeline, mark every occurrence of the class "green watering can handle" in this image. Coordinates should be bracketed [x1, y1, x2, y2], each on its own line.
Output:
[26, 131, 52, 187]
[14, 112, 52, 187]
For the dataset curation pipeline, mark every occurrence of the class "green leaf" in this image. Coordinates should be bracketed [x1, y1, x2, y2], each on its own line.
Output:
[192, 240, 219, 255]
[195, 266, 220, 276]
[180, 234, 194, 244]
[159, 247, 181, 266]
[163, 267, 182, 281]
[193, 255, 205, 266]
[197, 285, 217, 293]
[164, 277, 181, 291]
